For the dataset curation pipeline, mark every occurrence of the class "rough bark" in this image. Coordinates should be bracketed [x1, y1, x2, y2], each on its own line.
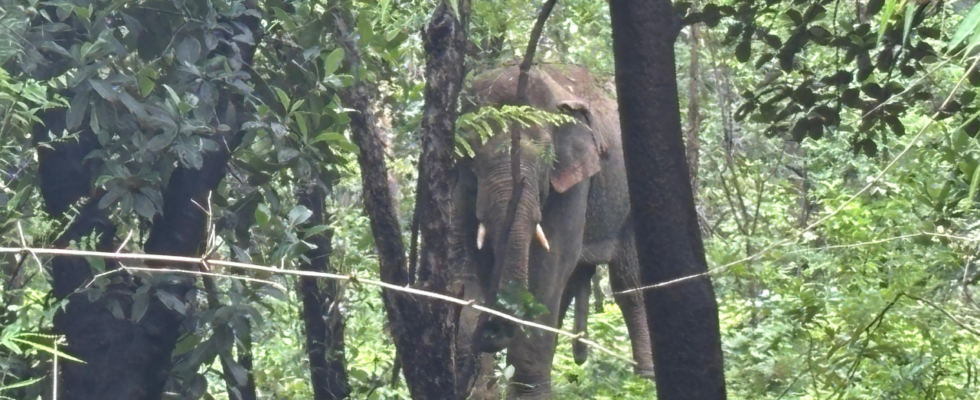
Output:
[341, 80, 459, 398]
[608, 2, 727, 399]
[202, 277, 257, 400]
[333, 1, 470, 397]
[298, 186, 350, 400]
[26, 4, 262, 398]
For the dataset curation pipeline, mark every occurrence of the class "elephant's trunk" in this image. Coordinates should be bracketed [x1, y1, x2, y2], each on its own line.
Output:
[490, 156, 544, 293]
[492, 211, 532, 294]
[478, 158, 545, 353]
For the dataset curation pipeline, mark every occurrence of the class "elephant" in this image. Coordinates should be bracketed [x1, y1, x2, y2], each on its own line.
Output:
[450, 64, 655, 399]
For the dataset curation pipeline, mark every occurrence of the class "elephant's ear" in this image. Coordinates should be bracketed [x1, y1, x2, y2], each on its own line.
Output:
[549, 99, 607, 193]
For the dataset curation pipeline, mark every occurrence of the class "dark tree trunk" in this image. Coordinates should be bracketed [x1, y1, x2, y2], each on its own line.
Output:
[298, 186, 350, 400]
[608, 2, 727, 399]
[203, 276, 258, 400]
[237, 319, 258, 399]
[26, 4, 262, 399]
[333, 1, 469, 398]
[31, 102, 168, 400]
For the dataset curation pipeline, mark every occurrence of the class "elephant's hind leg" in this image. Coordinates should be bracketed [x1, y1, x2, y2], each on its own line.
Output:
[610, 228, 656, 379]
[556, 264, 596, 365]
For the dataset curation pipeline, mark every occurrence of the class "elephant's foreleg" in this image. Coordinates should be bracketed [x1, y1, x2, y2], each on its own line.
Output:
[506, 182, 591, 399]
[572, 275, 590, 365]
[610, 229, 656, 379]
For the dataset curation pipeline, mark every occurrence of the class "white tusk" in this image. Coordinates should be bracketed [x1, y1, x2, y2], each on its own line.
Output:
[536, 224, 550, 252]
[477, 223, 486, 250]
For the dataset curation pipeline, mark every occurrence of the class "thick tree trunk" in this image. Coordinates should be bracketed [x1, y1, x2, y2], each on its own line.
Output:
[298, 186, 350, 400]
[27, 4, 262, 398]
[608, 2, 727, 399]
[32, 105, 171, 400]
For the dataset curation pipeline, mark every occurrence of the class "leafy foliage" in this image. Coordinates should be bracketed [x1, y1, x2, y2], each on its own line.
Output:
[1, 0, 980, 399]
[455, 104, 575, 157]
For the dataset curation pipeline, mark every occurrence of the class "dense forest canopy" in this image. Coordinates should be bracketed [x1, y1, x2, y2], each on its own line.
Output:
[1, 0, 979, 399]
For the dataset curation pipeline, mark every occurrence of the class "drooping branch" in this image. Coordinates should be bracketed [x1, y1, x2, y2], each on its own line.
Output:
[499, 0, 559, 295]
[516, 0, 559, 102]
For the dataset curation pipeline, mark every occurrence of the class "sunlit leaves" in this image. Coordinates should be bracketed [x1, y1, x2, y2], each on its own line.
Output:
[323, 48, 345, 76]
[455, 105, 576, 157]
[948, 2, 980, 57]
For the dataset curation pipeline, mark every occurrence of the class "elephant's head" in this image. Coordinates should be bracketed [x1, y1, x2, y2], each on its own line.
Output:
[457, 65, 616, 352]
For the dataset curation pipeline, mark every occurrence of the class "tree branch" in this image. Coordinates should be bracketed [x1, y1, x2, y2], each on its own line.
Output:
[499, 0, 559, 295]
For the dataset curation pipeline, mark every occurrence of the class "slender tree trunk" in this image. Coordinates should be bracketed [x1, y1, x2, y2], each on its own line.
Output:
[237, 319, 258, 399]
[333, 1, 470, 397]
[203, 277, 257, 400]
[298, 185, 350, 400]
[608, 2, 727, 399]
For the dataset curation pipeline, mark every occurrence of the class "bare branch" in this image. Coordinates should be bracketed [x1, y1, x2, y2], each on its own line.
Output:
[498, 0, 559, 295]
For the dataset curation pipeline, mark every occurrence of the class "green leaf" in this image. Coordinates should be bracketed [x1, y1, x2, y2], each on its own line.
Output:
[98, 188, 124, 209]
[131, 290, 149, 323]
[146, 129, 176, 152]
[66, 89, 91, 129]
[107, 298, 125, 320]
[357, 13, 374, 43]
[273, 87, 291, 111]
[289, 98, 306, 114]
[970, 161, 980, 204]
[118, 91, 149, 120]
[138, 69, 156, 98]
[964, 26, 980, 56]
[0, 377, 43, 391]
[134, 194, 156, 219]
[221, 353, 250, 386]
[172, 334, 201, 357]
[9, 338, 84, 363]
[255, 203, 271, 227]
[948, 2, 980, 53]
[176, 37, 201, 64]
[324, 48, 345, 76]
[86, 256, 106, 273]
[455, 135, 475, 157]
[313, 132, 348, 144]
[272, 7, 297, 31]
[89, 79, 116, 101]
[303, 224, 331, 239]
[156, 291, 187, 315]
[294, 114, 309, 137]
[878, 0, 897, 44]
[288, 205, 313, 226]
[902, 3, 916, 47]
[161, 84, 180, 106]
